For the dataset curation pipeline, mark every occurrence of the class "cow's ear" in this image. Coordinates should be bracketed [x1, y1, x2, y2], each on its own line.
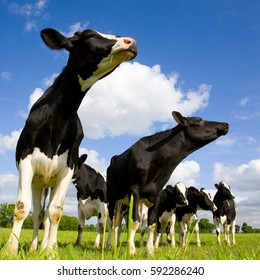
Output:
[78, 154, 88, 167]
[214, 183, 219, 189]
[41, 28, 78, 51]
[172, 111, 188, 126]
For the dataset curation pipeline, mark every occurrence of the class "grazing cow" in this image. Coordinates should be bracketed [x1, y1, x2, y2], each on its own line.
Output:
[72, 154, 109, 248]
[213, 181, 236, 245]
[6, 28, 137, 255]
[175, 186, 217, 247]
[152, 183, 188, 249]
[107, 111, 229, 255]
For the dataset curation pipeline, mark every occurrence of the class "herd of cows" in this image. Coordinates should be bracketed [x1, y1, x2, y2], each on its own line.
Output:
[5, 28, 236, 257]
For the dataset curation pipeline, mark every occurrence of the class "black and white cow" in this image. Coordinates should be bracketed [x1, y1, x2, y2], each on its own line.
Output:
[152, 183, 188, 249]
[175, 186, 217, 247]
[107, 111, 229, 255]
[72, 154, 109, 248]
[6, 28, 137, 255]
[213, 181, 236, 246]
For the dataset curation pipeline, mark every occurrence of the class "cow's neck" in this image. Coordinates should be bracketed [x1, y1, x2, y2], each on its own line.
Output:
[50, 67, 89, 116]
[147, 125, 208, 178]
[168, 126, 208, 161]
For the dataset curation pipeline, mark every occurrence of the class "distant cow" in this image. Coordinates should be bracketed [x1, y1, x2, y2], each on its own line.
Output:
[175, 186, 217, 247]
[152, 183, 189, 249]
[72, 154, 109, 248]
[107, 111, 229, 255]
[6, 28, 137, 255]
[213, 181, 236, 245]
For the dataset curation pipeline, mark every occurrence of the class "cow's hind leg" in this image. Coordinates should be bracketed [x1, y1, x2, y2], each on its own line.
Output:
[224, 224, 231, 246]
[75, 204, 85, 246]
[45, 168, 73, 254]
[30, 185, 44, 251]
[95, 203, 108, 248]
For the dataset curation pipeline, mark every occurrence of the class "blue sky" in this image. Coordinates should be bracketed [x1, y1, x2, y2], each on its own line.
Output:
[0, 0, 260, 229]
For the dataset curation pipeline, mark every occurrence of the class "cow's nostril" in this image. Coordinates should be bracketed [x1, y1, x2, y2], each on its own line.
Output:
[124, 38, 132, 44]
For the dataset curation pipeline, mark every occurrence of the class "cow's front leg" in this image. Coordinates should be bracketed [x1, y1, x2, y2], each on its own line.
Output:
[154, 220, 161, 248]
[168, 214, 176, 248]
[129, 220, 139, 256]
[231, 220, 236, 245]
[6, 159, 33, 255]
[128, 188, 140, 256]
[147, 223, 156, 255]
[213, 218, 221, 245]
[194, 221, 201, 247]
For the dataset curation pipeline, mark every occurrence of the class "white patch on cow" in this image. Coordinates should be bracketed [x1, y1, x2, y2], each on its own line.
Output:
[176, 182, 188, 205]
[28, 148, 71, 186]
[221, 181, 236, 198]
[182, 213, 197, 224]
[201, 188, 210, 198]
[221, 181, 230, 189]
[79, 197, 103, 219]
[160, 210, 175, 224]
[7, 148, 74, 255]
[220, 215, 227, 225]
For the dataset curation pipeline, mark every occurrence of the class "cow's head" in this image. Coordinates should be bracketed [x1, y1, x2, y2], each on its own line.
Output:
[174, 182, 189, 207]
[172, 111, 229, 145]
[198, 188, 217, 212]
[72, 153, 88, 182]
[41, 28, 137, 92]
[214, 181, 235, 200]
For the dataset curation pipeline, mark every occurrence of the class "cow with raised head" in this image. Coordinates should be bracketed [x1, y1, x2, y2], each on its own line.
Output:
[213, 181, 236, 246]
[72, 154, 109, 248]
[107, 111, 229, 255]
[6, 28, 137, 255]
[175, 186, 217, 247]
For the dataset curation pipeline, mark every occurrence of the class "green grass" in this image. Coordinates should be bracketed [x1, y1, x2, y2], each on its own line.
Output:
[0, 227, 259, 260]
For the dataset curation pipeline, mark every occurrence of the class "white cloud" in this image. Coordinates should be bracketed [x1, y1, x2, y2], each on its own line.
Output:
[7, 0, 49, 31]
[168, 160, 201, 187]
[42, 73, 59, 87]
[216, 136, 236, 146]
[1, 71, 11, 81]
[0, 173, 18, 190]
[240, 97, 248, 106]
[0, 130, 21, 153]
[63, 22, 90, 37]
[79, 147, 107, 176]
[28, 87, 44, 110]
[78, 62, 210, 139]
[213, 159, 260, 192]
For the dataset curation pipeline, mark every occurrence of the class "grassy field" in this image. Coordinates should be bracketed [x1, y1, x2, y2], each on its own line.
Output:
[0, 227, 259, 260]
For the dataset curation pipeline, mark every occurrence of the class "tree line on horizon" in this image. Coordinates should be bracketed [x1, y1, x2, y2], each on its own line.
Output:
[0, 203, 259, 233]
